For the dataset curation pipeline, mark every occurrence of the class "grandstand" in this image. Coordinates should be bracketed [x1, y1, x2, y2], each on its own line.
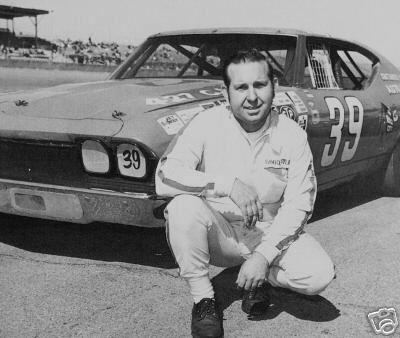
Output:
[0, 4, 135, 68]
[0, 4, 48, 49]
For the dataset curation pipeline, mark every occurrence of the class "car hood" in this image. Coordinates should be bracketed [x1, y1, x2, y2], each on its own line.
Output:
[0, 79, 307, 157]
[0, 78, 223, 140]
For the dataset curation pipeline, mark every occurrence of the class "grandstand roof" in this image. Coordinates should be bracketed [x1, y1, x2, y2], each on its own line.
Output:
[0, 5, 48, 20]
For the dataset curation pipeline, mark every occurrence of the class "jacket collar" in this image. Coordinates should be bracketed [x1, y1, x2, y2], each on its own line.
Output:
[228, 108, 279, 142]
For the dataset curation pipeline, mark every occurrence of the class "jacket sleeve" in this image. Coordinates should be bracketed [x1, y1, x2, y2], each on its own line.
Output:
[254, 131, 317, 265]
[155, 114, 236, 198]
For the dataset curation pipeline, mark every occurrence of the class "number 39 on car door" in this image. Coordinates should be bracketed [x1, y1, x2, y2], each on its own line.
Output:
[321, 96, 364, 167]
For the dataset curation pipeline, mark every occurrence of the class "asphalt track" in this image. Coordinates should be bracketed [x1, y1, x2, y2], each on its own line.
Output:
[0, 67, 399, 337]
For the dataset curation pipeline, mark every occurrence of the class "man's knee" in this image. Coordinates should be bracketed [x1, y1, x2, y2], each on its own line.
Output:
[165, 195, 210, 231]
[298, 261, 335, 296]
[282, 234, 335, 296]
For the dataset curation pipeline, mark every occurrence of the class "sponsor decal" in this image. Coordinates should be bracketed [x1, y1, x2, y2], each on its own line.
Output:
[200, 99, 227, 110]
[273, 91, 308, 122]
[157, 114, 184, 135]
[158, 102, 227, 135]
[381, 103, 398, 133]
[146, 93, 195, 105]
[386, 84, 400, 95]
[279, 105, 295, 120]
[199, 88, 223, 96]
[273, 92, 293, 106]
[381, 73, 400, 81]
[264, 158, 291, 169]
[146, 86, 223, 105]
[175, 107, 203, 124]
[286, 91, 308, 114]
[297, 114, 308, 130]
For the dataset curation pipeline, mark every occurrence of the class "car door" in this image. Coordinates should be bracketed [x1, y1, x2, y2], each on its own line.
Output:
[301, 38, 383, 189]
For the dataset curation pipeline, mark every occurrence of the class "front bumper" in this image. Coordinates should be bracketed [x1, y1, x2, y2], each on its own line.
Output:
[0, 178, 167, 227]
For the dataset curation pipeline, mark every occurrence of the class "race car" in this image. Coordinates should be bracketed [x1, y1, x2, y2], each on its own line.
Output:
[0, 27, 399, 227]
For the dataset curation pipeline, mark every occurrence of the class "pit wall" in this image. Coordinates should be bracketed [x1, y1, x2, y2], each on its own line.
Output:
[0, 59, 117, 73]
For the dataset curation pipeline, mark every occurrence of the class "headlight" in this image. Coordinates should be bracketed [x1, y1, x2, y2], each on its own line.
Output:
[117, 143, 146, 178]
[81, 140, 110, 174]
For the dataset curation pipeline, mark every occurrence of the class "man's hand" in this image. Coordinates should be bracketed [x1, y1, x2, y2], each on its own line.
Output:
[230, 178, 263, 228]
[236, 252, 269, 290]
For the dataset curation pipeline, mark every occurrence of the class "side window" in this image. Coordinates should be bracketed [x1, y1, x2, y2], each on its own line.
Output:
[303, 39, 378, 90]
[335, 50, 374, 90]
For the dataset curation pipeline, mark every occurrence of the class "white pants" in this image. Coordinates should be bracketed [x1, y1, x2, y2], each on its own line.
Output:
[165, 195, 335, 296]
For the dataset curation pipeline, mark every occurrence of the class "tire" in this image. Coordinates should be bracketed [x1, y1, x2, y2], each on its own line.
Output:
[382, 142, 400, 196]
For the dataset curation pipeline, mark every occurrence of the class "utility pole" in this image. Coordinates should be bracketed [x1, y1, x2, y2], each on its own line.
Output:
[34, 15, 38, 49]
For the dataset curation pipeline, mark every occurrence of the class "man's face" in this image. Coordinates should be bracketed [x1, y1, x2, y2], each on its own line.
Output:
[226, 60, 274, 132]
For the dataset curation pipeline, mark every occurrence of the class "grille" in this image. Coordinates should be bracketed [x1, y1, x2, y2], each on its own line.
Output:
[0, 138, 156, 194]
[87, 175, 155, 194]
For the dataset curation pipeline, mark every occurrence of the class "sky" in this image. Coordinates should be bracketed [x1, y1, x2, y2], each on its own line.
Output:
[2, 0, 400, 65]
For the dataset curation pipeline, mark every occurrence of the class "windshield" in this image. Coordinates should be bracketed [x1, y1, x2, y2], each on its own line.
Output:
[113, 34, 297, 86]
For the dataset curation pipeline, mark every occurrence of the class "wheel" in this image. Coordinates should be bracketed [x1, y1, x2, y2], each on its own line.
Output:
[382, 142, 400, 196]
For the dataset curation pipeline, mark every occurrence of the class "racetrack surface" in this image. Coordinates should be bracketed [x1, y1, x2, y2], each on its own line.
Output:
[0, 68, 399, 337]
[0, 185, 398, 337]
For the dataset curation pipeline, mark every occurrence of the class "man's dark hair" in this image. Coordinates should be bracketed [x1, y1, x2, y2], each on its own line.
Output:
[222, 48, 274, 87]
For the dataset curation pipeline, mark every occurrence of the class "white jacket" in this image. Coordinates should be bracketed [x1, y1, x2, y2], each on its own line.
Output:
[156, 105, 317, 265]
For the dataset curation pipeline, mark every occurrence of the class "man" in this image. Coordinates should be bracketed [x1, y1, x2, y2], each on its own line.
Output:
[156, 49, 334, 337]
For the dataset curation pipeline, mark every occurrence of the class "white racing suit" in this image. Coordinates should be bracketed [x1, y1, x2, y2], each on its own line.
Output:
[156, 106, 334, 300]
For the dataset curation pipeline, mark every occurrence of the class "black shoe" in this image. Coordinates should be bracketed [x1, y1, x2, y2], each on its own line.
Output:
[191, 298, 223, 338]
[241, 283, 271, 316]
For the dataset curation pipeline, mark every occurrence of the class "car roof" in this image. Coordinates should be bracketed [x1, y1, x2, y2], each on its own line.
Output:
[150, 27, 311, 38]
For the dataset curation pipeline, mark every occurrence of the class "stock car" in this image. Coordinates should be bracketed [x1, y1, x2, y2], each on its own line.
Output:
[0, 27, 399, 227]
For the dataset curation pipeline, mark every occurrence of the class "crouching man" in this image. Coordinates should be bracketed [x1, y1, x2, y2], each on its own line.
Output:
[156, 49, 335, 337]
